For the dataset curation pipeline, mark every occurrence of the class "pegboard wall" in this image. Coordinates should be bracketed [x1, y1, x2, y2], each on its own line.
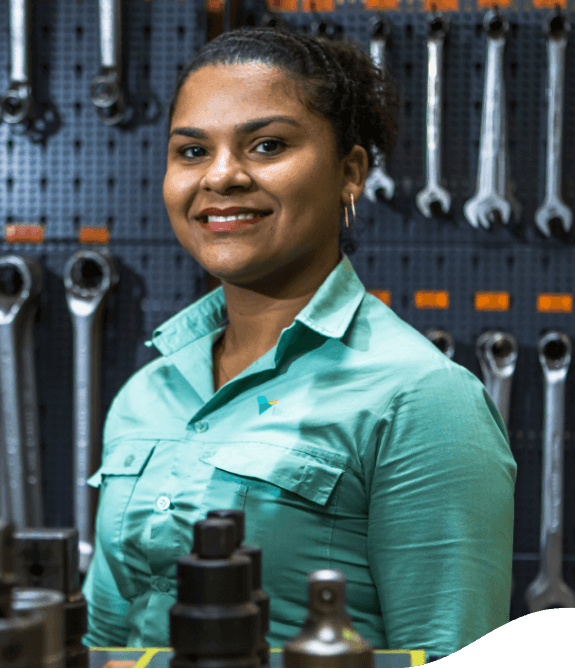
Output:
[2, 0, 575, 625]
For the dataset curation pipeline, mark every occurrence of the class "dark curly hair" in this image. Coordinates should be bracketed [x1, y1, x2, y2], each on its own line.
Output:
[166, 25, 400, 256]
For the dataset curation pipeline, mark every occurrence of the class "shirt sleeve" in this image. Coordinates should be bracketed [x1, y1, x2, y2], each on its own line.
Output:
[81, 530, 131, 648]
[365, 361, 517, 657]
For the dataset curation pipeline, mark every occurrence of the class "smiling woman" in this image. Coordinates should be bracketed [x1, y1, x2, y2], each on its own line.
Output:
[81, 25, 517, 663]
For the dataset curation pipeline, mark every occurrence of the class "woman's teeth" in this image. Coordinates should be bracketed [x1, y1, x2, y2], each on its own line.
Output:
[207, 213, 265, 223]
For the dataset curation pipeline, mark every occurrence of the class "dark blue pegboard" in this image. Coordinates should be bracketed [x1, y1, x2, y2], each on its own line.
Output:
[2, 0, 575, 626]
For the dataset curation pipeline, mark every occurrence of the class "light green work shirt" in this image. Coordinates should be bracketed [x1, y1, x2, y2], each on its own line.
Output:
[81, 252, 517, 657]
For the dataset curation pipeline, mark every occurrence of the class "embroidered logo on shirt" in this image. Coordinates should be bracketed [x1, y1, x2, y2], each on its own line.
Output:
[257, 395, 279, 414]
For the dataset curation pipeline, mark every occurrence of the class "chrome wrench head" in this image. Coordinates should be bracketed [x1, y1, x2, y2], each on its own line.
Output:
[0, 255, 43, 324]
[64, 250, 119, 313]
[537, 330, 571, 380]
[423, 329, 455, 359]
[483, 331, 518, 380]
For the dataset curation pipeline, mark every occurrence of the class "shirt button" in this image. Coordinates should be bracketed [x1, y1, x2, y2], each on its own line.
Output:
[156, 496, 171, 511]
[158, 578, 171, 593]
[124, 455, 135, 467]
[195, 421, 208, 433]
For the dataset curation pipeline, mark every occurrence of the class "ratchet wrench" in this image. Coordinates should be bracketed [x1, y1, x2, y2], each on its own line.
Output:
[525, 332, 575, 611]
[89, 0, 126, 125]
[64, 250, 119, 575]
[534, 10, 572, 237]
[0, 256, 44, 528]
[423, 329, 455, 360]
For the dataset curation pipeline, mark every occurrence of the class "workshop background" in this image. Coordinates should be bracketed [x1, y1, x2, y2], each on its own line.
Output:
[1, 0, 575, 632]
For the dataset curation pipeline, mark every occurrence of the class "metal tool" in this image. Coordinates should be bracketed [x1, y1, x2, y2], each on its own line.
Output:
[89, 0, 126, 125]
[464, 10, 512, 229]
[64, 250, 119, 575]
[364, 16, 395, 203]
[416, 13, 451, 218]
[424, 329, 455, 359]
[525, 331, 575, 611]
[498, 79, 521, 222]
[534, 10, 572, 237]
[0, 0, 33, 124]
[0, 255, 44, 529]
[476, 330, 518, 600]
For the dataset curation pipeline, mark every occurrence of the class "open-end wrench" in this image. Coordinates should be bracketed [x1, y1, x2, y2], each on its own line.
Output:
[476, 330, 518, 600]
[89, 0, 126, 126]
[423, 329, 454, 360]
[464, 10, 512, 229]
[0, 256, 44, 529]
[525, 332, 575, 611]
[64, 250, 119, 575]
[498, 79, 522, 222]
[534, 10, 572, 237]
[0, 0, 33, 125]
[364, 16, 395, 203]
[416, 14, 451, 218]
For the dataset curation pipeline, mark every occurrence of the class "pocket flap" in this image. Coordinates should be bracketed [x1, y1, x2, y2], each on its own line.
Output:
[199, 443, 345, 506]
[87, 439, 158, 488]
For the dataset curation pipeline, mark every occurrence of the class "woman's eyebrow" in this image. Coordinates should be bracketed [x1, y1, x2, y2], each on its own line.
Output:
[169, 115, 301, 140]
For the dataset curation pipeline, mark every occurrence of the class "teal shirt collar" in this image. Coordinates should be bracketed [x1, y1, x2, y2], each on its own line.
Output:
[144, 252, 366, 357]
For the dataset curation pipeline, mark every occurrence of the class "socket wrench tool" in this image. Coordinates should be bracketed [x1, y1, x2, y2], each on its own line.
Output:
[364, 16, 395, 203]
[64, 250, 119, 575]
[423, 329, 455, 360]
[0, 256, 44, 529]
[0, 0, 33, 124]
[416, 14, 451, 218]
[525, 332, 575, 611]
[89, 0, 126, 125]
[464, 10, 512, 229]
[535, 10, 572, 237]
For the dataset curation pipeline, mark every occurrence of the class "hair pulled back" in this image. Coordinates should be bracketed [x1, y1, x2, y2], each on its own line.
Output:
[166, 26, 400, 256]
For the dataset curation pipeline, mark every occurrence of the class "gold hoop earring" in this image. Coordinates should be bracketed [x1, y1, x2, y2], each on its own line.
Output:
[344, 193, 356, 229]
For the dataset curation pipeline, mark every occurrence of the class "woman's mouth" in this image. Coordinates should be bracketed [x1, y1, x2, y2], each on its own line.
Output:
[198, 211, 272, 232]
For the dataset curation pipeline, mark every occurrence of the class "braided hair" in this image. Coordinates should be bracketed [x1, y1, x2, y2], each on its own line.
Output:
[166, 26, 400, 256]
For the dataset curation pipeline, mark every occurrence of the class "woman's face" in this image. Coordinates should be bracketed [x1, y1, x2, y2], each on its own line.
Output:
[163, 62, 367, 288]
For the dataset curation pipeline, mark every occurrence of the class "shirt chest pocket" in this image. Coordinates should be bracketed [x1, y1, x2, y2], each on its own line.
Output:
[198, 443, 345, 569]
[87, 439, 158, 549]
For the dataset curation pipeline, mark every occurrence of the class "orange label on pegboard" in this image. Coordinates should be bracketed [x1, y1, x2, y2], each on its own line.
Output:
[368, 289, 392, 306]
[415, 290, 449, 309]
[79, 227, 110, 245]
[206, 0, 223, 11]
[533, 0, 566, 7]
[266, 0, 298, 10]
[475, 292, 510, 311]
[5, 224, 45, 244]
[422, 0, 458, 10]
[537, 294, 573, 313]
[477, 0, 511, 6]
[363, 0, 398, 9]
[301, 0, 334, 11]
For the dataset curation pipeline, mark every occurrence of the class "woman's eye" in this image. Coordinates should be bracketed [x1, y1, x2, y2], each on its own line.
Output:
[178, 139, 286, 160]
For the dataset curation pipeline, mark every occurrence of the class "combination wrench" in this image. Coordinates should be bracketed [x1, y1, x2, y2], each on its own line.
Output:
[416, 13, 451, 218]
[464, 10, 512, 230]
[64, 250, 119, 575]
[476, 330, 518, 599]
[534, 10, 572, 237]
[364, 16, 395, 203]
[0, 0, 33, 125]
[525, 332, 575, 611]
[89, 0, 126, 125]
[0, 256, 44, 528]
